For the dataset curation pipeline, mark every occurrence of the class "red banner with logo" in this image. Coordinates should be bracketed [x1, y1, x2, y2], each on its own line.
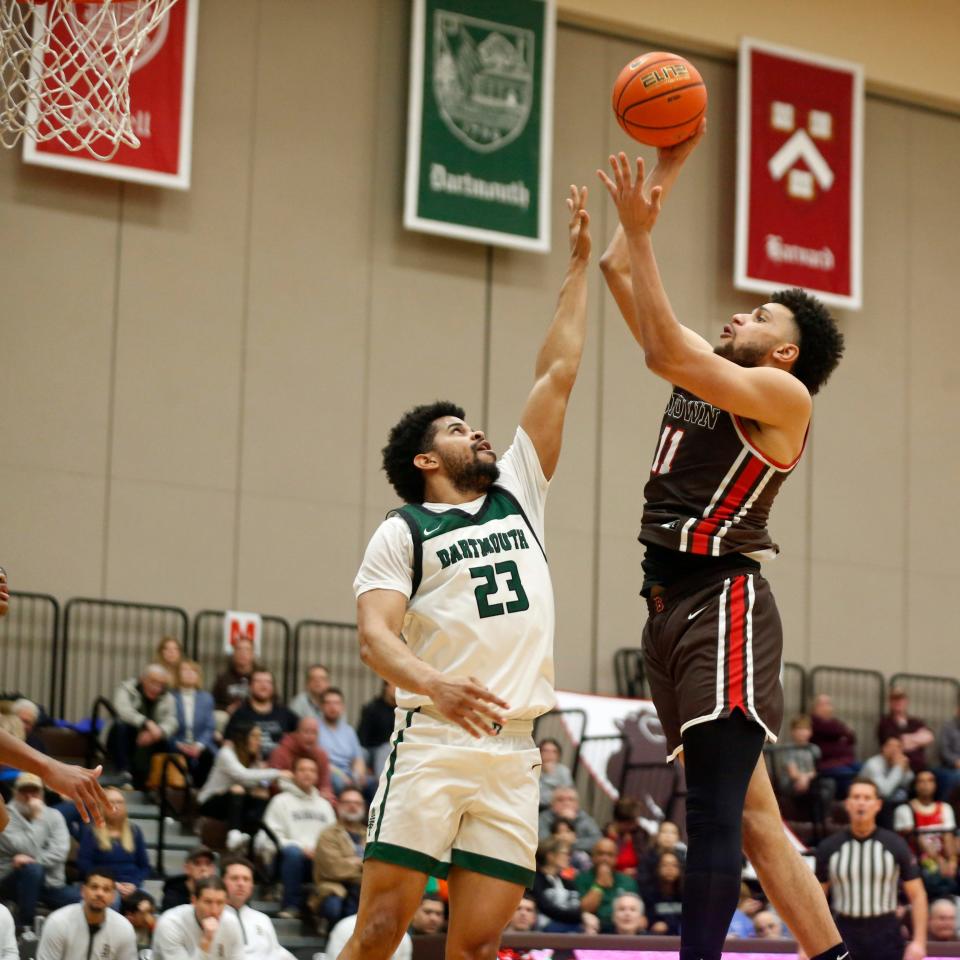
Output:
[735, 38, 863, 309]
[23, 0, 198, 189]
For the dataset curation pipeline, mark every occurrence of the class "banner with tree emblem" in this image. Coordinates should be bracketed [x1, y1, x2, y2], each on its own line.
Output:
[404, 0, 555, 252]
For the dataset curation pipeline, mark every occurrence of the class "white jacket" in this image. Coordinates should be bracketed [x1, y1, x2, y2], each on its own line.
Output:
[153, 905, 244, 960]
[0, 905, 18, 960]
[261, 784, 336, 851]
[37, 903, 137, 960]
[196, 745, 285, 806]
[226, 905, 294, 960]
[325, 914, 411, 960]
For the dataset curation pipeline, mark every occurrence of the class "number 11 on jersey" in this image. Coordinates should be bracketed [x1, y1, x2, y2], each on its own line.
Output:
[651, 426, 684, 475]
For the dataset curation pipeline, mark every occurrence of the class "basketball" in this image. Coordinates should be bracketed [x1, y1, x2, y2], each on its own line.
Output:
[612, 51, 707, 147]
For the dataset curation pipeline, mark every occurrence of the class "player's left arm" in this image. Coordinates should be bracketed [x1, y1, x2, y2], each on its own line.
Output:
[519, 185, 591, 480]
[598, 153, 811, 429]
[902, 876, 927, 960]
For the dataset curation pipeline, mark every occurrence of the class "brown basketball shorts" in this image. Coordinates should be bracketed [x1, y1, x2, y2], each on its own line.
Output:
[642, 570, 784, 761]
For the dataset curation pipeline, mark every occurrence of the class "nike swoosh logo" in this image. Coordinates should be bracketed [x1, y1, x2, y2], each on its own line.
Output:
[424, 523, 443, 535]
[687, 605, 710, 620]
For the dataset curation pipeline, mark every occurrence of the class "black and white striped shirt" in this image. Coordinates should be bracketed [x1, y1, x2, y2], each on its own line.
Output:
[815, 827, 919, 918]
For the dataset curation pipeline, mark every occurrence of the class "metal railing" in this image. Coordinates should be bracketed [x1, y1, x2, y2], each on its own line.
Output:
[84, 696, 117, 768]
[808, 665, 886, 761]
[780, 661, 807, 737]
[613, 647, 649, 699]
[290, 620, 379, 722]
[154, 753, 192, 878]
[889, 672, 960, 765]
[0, 591, 59, 711]
[533, 708, 587, 772]
[62, 599, 189, 721]
[191, 612, 291, 701]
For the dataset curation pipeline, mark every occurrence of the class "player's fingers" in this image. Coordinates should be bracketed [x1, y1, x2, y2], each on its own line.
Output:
[470, 684, 510, 711]
[635, 155, 645, 186]
[608, 154, 624, 190]
[74, 798, 91, 824]
[596, 170, 618, 200]
[456, 715, 483, 739]
[651, 185, 663, 213]
[580, 185, 588, 206]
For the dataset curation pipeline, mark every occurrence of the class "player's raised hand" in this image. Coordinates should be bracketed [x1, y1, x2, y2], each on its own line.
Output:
[429, 675, 509, 738]
[566, 184, 591, 264]
[597, 153, 662, 237]
[44, 760, 112, 826]
[656, 116, 706, 169]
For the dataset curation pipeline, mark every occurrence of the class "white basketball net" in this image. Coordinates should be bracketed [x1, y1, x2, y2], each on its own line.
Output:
[0, 0, 180, 160]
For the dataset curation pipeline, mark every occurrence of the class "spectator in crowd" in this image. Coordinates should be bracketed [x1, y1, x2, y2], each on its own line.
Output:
[11, 699, 46, 755]
[937, 704, 960, 799]
[928, 898, 958, 942]
[610, 891, 647, 936]
[0, 904, 13, 960]
[895, 768, 958, 898]
[212, 638, 262, 719]
[408, 894, 445, 935]
[753, 909, 788, 939]
[810, 693, 862, 799]
[38, 870, 137, 960]
[221, 857, 295, 960]
[862, 736, 915, 815]
[0, 772, 77, 928]
[120, 891, 157, 953]
[878, 689, 935, 774]
[268, 717, 336, 804]
[259, 756, 336, 918]
[170, 660, 217, 789]
[357, 681, 397, 779]
[641, 851, 684, 936]
[538, 786, 602, 855]
[224, 670, 298, 759]
[152, 876, 243, 960]
[161, 845, 217, 911]
[604, 797, 648, 879]
[316, 688, 369, 796]
[816, 777, 927, 960]
[775, 714, 835, 824]
[727, 882, 764, 938]
[505, 894, 538, 933]
[197, 724, 293, 853]
[635, 820, 686, 891]
[312, 786, 366, 927]
[289, 665, 331, 723]
[576, 837, 639, 932]
[532, 837, 586, 933]
[537, 738, 574, 810]
[76, 787, 150, 901]
[153, 637, 184, 689]
[107, 664, 177, 790]
[328, 912, 412, 960]
[548, 815, 590, 872]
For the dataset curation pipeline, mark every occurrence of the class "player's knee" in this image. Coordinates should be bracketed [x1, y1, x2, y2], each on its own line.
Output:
[446, 937, 500, 960]
[354, 910, 408, 955]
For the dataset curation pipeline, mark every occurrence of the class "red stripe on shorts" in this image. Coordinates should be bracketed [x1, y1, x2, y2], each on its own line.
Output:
[726, 576, 747, 712]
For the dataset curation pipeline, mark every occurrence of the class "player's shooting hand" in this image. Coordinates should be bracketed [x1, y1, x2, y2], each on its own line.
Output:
[428, 675, 509, 738]
[44, 760, 112, 827]
[566, 184, 591, 264]
[656, 116, 706, 168]
[597, 153, 662, 237]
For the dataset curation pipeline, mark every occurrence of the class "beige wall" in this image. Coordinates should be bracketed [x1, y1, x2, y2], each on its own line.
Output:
[1, 0, 958, 694]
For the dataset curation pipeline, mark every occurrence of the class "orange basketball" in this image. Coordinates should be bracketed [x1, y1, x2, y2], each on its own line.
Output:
[612, 52, 707, 147]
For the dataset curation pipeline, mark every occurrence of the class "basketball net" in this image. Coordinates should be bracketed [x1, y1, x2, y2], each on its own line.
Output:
[0, 0, 180, 160]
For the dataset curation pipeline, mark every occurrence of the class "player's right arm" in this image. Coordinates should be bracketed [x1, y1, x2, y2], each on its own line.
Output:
[599, 120, 711, 354]
[357, 589, 508, 738]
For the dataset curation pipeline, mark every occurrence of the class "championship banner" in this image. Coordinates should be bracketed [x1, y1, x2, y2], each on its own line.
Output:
[734, 38, 863, 309]
[404, 0, 555, 252]
[23, 0, 198, 189]
[223, 611, 262, 657]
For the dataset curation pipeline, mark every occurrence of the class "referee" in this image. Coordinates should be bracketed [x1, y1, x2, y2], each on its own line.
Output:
[816, 776, 927, 960]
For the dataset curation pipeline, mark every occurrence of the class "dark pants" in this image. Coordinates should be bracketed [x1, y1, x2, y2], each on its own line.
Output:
[199, 791, 268, 834]
[0, 863, 79, 926]
[108, 722, 169, 790]
[279, 846, 312, 910]
[321, 886, 360, 924]
[177, 748, 215, 789]
[819, 763, 863, 800]
[836, 913, 904, 960]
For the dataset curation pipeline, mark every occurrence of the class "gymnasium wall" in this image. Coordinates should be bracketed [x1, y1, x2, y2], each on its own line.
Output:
[1, 0, 957, 696]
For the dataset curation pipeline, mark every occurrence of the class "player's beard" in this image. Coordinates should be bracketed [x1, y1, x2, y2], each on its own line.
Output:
[714, 340, 768, 368]
[442, 449, 500, 497]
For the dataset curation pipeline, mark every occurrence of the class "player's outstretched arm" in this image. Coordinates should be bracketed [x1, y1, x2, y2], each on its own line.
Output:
[357, 589, 509, 738]
[519, 185, 591, 481]
[598, 152, 809, 427]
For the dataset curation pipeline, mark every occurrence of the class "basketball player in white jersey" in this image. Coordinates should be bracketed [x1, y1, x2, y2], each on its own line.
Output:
[339, 188, 591, 960]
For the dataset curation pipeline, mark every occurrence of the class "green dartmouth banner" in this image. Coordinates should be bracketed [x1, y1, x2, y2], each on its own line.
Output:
[404, 0, 555, 252]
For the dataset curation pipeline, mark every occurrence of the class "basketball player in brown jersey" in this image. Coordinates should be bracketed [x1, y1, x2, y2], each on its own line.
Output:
[598, 127, 848, 960]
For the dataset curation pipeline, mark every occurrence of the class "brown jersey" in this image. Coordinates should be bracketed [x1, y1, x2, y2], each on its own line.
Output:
[640, 387, 805, 560]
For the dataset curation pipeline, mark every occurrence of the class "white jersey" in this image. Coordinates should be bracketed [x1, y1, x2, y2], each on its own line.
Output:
[37, 903, 137, 960]
[354, 427, 555, 720]
[226, 905, 294, 960]
[0, 905, 15, 960]
[153, 905, 244, 960]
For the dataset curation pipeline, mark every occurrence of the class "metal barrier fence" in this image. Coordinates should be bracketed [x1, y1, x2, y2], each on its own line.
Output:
[290, 621, 379, 724]
[613, 648, 649, 699]
[191, 612, 291, 701]
[0, 592, 59, 711]
[572, 733, 624, 835]
[780, 661, 807, 737]
[890, 672, 960, 765]
[808, 665, 886, 761]
[61, 599, 189, 721]
[533, 709, 587, 772]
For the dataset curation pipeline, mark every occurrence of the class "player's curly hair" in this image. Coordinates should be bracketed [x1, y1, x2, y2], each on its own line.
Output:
[382, 401, 465, 504]
[771, 288, 845, 395]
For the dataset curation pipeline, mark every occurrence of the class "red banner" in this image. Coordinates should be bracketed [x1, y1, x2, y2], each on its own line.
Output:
[735, 38, 863, 309]
[23, 0, 198, 189]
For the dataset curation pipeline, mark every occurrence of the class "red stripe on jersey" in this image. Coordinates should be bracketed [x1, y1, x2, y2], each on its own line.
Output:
[726, 576, 747, 712]
[690, 456, 767, 555]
